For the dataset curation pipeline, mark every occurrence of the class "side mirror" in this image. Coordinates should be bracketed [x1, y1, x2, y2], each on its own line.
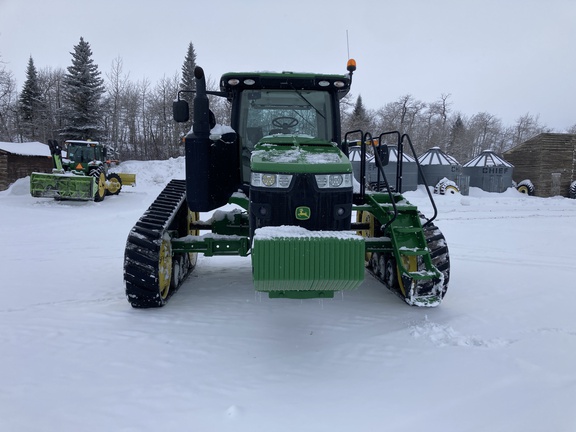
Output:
[173, 100, 190, 123]
[375, 144, 389, 168]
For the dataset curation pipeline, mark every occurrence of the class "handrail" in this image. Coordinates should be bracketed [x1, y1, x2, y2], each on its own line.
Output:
[400, 133, 438, 227]
[345, 129, 438, 229]
[370, 132, 398, 231]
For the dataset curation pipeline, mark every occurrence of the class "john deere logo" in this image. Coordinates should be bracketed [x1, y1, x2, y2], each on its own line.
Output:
[296, 206, 311, 220]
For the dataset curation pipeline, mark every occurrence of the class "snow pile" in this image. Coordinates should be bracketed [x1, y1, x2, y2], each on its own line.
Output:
[0, 176, 31, 196]
[113, 156, 185, 188]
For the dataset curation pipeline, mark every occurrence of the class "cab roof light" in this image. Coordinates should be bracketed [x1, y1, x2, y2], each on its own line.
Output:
[347, 58, 357, 72]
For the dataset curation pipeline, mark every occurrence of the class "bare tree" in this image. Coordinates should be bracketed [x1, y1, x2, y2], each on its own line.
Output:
[510, 112, 549, 149]
[417, 94, 452, 152]
[0, 56, 17, 141]
[104, 57, 130, 157]
[35, 67, 65, 143]
[465, 112, 502, 158]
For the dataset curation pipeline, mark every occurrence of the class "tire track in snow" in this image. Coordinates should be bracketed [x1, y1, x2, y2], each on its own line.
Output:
[409, 317, 515, 348]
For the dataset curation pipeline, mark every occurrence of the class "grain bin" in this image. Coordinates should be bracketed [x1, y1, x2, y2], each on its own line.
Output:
[349, 145, 418, 192]
[462, 150, 514, 193]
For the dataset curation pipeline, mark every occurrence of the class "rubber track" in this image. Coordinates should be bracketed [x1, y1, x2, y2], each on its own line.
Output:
[423, 222, 450, 297]
[123, 179, 188, 308]
[367, 221, 450, 305]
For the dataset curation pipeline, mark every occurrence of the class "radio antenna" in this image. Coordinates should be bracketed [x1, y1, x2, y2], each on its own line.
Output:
[346, 30, 350, 59]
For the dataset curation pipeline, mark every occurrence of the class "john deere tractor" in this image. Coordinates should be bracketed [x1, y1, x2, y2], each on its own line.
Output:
[30, 140, 136, 201]
[123, 61, 450, 308]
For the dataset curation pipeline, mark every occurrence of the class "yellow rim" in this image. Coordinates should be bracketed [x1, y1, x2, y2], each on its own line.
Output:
[158, 236, 172, 299]
[517, 185, 529, 194]
[107, 177, 121, 194]
[356, 211, 375, 262]
[97, 172, 106, 198]
[445, 185, 459, 194]
[397, 255, 417, 297]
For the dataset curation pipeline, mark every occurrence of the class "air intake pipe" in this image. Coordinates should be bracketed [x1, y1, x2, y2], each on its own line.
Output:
[192, 66, 210, 138]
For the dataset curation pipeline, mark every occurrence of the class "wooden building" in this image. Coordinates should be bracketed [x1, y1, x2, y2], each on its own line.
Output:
[0, 142, 53, 191]
[503, 133, 576, 198]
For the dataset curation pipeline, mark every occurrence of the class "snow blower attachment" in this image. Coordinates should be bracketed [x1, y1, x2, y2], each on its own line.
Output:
[30, 140, 136, 201]
[123, 61, 450, 308]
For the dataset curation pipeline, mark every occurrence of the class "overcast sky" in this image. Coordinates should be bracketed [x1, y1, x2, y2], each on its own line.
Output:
[1, 0, 575, 131]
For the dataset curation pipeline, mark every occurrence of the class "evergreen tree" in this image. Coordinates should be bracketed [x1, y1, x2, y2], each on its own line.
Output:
[19, 57, 46, 141]
[349, 95, 372, 135]
[61, 37, 105, 140]
[447, 114, 467, 162]
[179, 42, 197, 133]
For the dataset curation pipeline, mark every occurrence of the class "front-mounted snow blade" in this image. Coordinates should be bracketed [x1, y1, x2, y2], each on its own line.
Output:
[117, 173, 136, 187]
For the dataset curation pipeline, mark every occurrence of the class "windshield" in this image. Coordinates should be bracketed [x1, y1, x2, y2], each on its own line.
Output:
[68, 145, 98, 163]
[240, 90, 332, 145]
[238, 89, 334, 182]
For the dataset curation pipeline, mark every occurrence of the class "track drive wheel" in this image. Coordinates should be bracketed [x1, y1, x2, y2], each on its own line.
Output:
[106, 173, 123, 196]
[170, 209, 200, 290]
[356, 210, 377, 262]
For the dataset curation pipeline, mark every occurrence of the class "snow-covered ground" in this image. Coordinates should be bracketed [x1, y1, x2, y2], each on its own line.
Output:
[1, 157, 575, 432]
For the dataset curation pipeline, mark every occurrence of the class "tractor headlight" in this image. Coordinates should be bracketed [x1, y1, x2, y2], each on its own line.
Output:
[251, 173, 293, 188]
[262, 174, 276, 187]
[315, 174, 352, 189]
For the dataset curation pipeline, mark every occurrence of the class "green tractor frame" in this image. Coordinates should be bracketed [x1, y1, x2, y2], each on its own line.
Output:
[123, 60, 450, 308]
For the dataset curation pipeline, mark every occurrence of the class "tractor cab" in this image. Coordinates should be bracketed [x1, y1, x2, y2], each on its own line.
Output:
[64, 140, 106, 171]
[220, 71, 352, 185]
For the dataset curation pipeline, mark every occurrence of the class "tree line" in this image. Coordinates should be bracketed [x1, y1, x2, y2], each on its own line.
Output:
[341, 94, 576, 164]
[1, 37, 575, 163]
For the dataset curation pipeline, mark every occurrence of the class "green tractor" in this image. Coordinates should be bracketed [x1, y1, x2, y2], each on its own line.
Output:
[123, 61, 450, 308]
[30, 140, 136, 201]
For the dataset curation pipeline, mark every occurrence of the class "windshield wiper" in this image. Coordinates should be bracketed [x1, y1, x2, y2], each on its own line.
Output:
[291, 86, 326, 120]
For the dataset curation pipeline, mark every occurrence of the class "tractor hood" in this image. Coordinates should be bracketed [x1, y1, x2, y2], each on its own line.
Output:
[251, 135, 352, 174]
